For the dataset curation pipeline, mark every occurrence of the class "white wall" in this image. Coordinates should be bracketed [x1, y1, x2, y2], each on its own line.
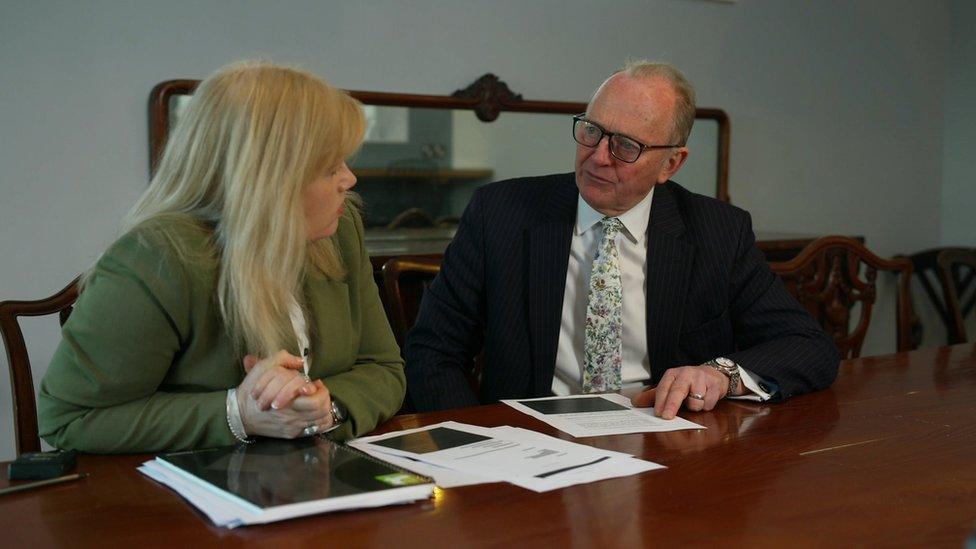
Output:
[0, 0, 957, 459]
[943, 0, 976, 246]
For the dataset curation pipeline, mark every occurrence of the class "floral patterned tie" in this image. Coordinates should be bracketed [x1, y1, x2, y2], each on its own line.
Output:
[583, 217, 623, 393]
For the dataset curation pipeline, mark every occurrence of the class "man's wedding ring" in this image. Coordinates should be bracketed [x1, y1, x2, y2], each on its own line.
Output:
[689, 392, 705, 401]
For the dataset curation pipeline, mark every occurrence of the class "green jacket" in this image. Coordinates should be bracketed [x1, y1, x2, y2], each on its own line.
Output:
[38, 209, 405, 453]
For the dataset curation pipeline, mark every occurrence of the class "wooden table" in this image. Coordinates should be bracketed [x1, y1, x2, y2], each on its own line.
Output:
[2, 345, 975, 547]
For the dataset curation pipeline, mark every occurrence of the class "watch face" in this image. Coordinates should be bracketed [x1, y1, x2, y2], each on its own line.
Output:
[716, 357, 736, 369]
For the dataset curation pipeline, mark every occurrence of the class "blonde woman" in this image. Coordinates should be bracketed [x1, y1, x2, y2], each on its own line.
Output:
[38, 61, 405, 453]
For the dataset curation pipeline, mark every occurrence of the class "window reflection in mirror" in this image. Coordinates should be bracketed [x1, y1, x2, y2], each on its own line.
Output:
[352, 109, 571, 232]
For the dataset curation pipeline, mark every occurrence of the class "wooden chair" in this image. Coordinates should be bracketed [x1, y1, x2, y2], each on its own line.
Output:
[904, 247, 976, 345]
[769, 236, 914, 359]
[936, 249, 976, 344]
[0, 277, 80, 454]
[381, 257, 442, 348]
[381, 257, 483, 402]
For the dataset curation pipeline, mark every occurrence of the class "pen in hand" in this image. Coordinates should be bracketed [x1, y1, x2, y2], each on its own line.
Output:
[0, 472, 89, 496]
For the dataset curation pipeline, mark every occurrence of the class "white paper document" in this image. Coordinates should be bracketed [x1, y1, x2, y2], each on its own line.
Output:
[501, 393, 705, 437]
[350, 421, 663, 493]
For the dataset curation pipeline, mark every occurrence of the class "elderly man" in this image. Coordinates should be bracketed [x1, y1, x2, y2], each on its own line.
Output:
[404, 61, 839, 417]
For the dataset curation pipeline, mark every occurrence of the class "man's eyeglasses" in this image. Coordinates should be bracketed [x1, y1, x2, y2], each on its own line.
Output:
[572, 114, 681, 163]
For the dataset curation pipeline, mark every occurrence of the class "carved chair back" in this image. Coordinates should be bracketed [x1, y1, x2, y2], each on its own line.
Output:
[0, 277, 80, 454]
[769, 236, 914, 359]
[380, 257, 483, 403]
[903, 247, 976, 346]
[381, 257, 442, 348]
[936, 249, 976, 344]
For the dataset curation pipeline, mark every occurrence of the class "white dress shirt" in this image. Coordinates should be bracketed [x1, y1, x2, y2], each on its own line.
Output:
[552, 186, 772, 402]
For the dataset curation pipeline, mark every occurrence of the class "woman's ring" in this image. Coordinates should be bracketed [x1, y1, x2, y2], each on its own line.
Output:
[302, 423, 319, 437]
[689, 392, 705, 401]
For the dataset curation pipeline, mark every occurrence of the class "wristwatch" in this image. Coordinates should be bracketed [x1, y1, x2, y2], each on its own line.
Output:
[322, 398, 348, 434]
[705, 357, 741, 397]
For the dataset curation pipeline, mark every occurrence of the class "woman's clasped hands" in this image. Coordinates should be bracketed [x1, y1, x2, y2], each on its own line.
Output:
[235, 350, 335, 438]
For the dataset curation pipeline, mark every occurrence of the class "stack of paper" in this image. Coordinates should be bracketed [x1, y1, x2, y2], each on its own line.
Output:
[139, 437, 434, 528]
[502, 393, 705, 437]
[350, 421, 664, 492]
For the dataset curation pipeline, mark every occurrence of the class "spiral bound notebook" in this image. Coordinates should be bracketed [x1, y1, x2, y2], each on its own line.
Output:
[140, 437, 434, 528]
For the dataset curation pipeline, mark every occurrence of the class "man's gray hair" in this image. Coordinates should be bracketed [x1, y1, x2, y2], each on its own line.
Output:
[619, 60, 696, 145]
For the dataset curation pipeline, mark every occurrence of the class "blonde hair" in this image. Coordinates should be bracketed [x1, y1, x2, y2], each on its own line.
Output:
[114, 60, 365, 357]
[619, 60, 697, 145]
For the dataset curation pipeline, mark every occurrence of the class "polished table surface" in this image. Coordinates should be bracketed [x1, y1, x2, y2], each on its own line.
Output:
[2, 344, 975, 547]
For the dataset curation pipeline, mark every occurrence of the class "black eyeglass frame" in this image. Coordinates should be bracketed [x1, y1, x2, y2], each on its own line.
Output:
[572, 114, 683, 163]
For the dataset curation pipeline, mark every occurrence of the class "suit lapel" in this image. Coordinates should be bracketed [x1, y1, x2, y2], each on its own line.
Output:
[527, 175, 577, 395]
[645, 183, 696, 382]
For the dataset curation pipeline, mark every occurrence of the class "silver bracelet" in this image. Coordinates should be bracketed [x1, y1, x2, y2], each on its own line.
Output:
[226, 388, 253, 444]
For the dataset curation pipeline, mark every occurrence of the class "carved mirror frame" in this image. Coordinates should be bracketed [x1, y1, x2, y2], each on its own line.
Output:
[148, 74, 730, 202]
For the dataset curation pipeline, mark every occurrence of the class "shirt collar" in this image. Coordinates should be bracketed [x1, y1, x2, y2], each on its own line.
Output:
[575, 186, 655, 244]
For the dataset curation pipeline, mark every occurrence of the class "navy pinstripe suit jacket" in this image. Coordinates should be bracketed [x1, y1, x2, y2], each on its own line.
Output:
[404, 172, 839, 412]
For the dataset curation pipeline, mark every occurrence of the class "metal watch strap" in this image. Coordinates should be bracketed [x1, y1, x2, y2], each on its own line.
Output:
[706, 357, 741, 397]
[321, 400, 345, 434]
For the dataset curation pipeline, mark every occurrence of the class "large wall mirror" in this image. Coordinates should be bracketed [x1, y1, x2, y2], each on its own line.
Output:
[149, 75, 729, 258]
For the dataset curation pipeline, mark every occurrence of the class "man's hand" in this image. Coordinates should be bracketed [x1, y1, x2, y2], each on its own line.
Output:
[631, 365, 730, 419]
